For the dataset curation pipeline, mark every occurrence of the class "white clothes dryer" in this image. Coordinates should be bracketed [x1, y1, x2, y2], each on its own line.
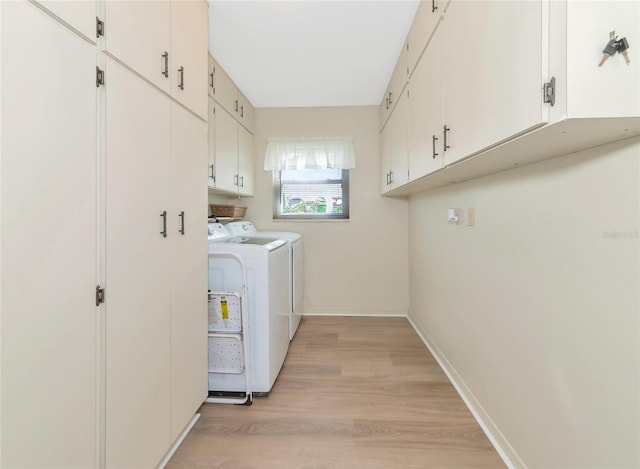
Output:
[208, 223, 290, 395]
[225, 221, 303, 340]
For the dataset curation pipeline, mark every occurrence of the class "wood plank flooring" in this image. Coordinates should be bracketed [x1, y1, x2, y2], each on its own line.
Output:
[167, 316, 505, 469]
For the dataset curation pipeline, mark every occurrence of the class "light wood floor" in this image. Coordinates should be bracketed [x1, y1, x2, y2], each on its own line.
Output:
[167, 316, 505, 469]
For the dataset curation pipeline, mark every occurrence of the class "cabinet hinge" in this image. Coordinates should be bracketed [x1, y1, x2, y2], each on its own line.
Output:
[96, 17, 104, 38]
[543, 77, 555, 106]
[96, 67, 105, 87]
[96, 285, 105, 306]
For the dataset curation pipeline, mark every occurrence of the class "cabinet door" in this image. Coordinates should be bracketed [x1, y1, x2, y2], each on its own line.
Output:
[1, 3, 98, 467]
[104, 0, 171, 93]
[35, 0, 96, 42]
[213, 60, 238, 117]
[214, 105, 239, 193]
[407, 0, 441, 75]
[442, 0, 545, 165]
[238, 90, 254, 134]
[389, 88, 409, 190]
[170, 0, 208, 119]
[408, 27, 443, 181]
[563, 1, 640, 119]
[208, 96, 216, 187]
[105, 58, 172, 468]
[238, 124, 255, 196]
[170, 102, 208, 439]
[380, 122, 391, 193]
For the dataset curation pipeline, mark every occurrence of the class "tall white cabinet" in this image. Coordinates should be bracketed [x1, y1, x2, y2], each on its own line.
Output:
[1, 1, 208, 467]
[1, 2, 98, 467]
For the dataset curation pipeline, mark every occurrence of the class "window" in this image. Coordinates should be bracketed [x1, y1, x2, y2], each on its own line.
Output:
[264, 137, 355, 220]
[273, 168, 349, 220]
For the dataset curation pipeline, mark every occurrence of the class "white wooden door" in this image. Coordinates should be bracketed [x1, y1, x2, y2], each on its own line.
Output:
[35, 0, 97, 42]
[408, 27, 443, 181]
[214, 105, 239, 194]
[170, 0, 208, 119]
[104, 58, 172, 468]
[104, 0, 171, 93]
[1, 2, 98, 467]
[238, 124, 255, 196]
[442, 0, 545, 165]
[389, 88, 409, 190]
[208, 96, 216, 187]
[169, 102, 208, 439]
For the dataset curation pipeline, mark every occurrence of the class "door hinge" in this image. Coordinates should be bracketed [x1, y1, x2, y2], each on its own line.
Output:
[96, 285, 105, 306]
[96, 67, 105, 87]
[96, 17, 104, 38]
[543, 77, 555, 106]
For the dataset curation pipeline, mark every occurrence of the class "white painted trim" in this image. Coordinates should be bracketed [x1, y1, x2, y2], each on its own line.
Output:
[406, 316, 526, 469]
[302, 310, 408, 318]
[157, 413, 201, 469]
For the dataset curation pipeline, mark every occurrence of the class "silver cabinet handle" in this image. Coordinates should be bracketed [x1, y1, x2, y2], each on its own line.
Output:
[209, 72, 214, 89]
[178, 211, 185, 235]
[209, 164, 214, 179]
[233, 174, 239, 186]
[178, 66, 184, 90]
[160, 211, 167, 238]
[162, 52, 169, 78]
[432, 135, 439, 159]
[234, 100, 239, 113]
[240, 175, 244, 188]
[240, 105, 244, 118]
[432, 0, 438, 13]
[443, 125, 451, 151]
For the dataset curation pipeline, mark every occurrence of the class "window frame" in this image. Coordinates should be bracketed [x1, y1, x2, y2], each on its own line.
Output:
[272, 169, 350, 221]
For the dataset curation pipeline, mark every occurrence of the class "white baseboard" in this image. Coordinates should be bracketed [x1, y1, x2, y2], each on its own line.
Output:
[157, 413, 200, 469]
[406, 316, 526, 469]
[302, 310, 408, 317]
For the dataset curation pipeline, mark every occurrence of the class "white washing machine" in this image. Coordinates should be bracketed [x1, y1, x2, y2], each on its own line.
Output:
[208, 223, 290, 395]
[226, 221, 303, 340]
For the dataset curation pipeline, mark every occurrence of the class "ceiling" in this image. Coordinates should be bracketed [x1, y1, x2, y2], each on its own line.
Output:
[208, 0, 420, 108]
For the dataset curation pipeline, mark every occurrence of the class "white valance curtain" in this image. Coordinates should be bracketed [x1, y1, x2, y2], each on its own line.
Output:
[264, 137, 356, 171]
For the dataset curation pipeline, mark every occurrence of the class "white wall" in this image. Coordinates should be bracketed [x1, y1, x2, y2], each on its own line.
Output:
[408, 137, 640, 468]
[236, 106, 409, 316]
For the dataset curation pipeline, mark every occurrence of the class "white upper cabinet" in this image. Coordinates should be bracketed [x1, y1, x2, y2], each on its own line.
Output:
[35, 0, 97, 42]
[209, 55, 255, 197]
[379, 49, 409, 131]
[384, 0, 640, 197]
[382, 88, 409, 193]
[104, 0, 171, 94]
[104, 0, 207, 119]
[408, 24, 443, 182]
[550, 0, 640, 121]
[238, 124, 255, 196]
[212, 104, 254, 197]
[442, 0, 546, 166]
[170, 0, 208, 119]
[406, 0, 442, 75]
[212, 59, 255, 133]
